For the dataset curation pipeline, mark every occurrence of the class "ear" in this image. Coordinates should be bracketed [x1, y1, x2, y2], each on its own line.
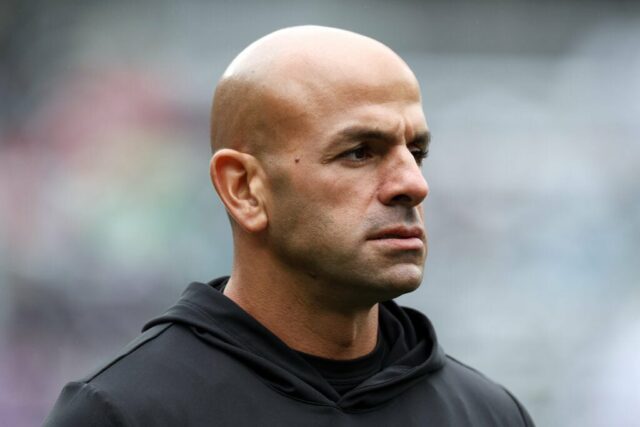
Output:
[210, 149, 268, 233]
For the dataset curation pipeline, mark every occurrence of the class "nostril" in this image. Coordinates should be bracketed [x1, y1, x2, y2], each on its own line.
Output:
[391, 194, 413, 204]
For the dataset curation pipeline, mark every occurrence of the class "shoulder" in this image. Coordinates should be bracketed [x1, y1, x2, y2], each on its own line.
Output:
[441, 355, 513, 399]
[43, 381, 130, 426]
[43, 324, 173, 426]
[44, 323, 230, 426]
[436, 355, 535, 426]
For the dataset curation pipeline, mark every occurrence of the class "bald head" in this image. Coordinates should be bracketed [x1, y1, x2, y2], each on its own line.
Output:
[209, 26, 420, 155]
[209, 26, 430, 304]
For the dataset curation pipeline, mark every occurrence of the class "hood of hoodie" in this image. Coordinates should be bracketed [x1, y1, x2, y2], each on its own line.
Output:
[143, 277, 446, 411]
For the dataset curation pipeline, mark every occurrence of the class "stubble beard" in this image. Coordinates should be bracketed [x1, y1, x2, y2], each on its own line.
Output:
[267, 212, 427, 306]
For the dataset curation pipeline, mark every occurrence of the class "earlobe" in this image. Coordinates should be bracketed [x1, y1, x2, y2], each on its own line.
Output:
[210, 149, 268, 232]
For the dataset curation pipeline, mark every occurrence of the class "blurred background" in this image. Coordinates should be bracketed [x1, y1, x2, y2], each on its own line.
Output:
[1, 0, 639, 425]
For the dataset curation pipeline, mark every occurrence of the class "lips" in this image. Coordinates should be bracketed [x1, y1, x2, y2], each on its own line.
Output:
[368, 226, 425, 241]
[368, 226, 425, 251]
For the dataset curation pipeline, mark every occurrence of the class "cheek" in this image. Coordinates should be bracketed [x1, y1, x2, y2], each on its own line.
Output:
[314, 182, 373, 233]
[271, 165, 378, 232]
[315, 170, 376, 208]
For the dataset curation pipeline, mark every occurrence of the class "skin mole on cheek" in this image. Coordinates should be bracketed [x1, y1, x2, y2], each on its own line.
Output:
[295, 157, 300, 163]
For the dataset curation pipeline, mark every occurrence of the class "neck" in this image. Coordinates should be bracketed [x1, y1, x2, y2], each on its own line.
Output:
[223, 257, 379, 360]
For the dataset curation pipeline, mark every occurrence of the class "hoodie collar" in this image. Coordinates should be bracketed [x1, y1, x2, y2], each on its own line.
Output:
[144, 277, 446, 410]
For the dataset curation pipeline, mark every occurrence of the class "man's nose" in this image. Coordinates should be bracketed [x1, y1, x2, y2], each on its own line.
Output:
[378, 147, 429, 208]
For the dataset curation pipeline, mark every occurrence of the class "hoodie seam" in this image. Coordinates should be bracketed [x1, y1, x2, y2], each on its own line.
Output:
[502, 387, 534, 426]
[345, 360, 442, 395]
[445, 355, 496, 384]
[446, 355, 531, 424]
[261, 379, 414, 414]
[336, 369, 428, 414]
[333, 365, 413, 401]
[86, 323, 173, 383]
[262, 381, 339, 409]
[74, 381, 136, 427]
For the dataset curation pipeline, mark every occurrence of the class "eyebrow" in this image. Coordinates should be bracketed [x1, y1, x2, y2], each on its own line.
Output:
[331, 126, 431, 149]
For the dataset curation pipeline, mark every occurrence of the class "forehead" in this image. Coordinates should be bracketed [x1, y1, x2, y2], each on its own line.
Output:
[258, 46, 427, 152]
[325, 100, 427, 138]
[297, 76, 427, 133]
[298, 84, 428, 153]
[288, 52, 421, 109]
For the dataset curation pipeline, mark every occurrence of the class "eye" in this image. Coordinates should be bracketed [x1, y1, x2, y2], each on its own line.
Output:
[410, 148, 429, 165]
[341, 145, 373, 162]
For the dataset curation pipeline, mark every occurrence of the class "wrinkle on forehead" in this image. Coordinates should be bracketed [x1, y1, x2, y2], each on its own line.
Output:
[209, 26, 422, 156]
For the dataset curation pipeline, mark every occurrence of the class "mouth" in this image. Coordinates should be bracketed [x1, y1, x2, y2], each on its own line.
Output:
[369, 226, 424, 240]
[368, 226, 425, 250]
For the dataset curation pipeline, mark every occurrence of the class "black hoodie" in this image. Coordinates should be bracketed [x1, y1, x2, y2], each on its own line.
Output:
[44, 278, 535, 426]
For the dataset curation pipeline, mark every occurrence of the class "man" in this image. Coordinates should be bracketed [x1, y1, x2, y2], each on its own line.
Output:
[44, 26, 534, 426]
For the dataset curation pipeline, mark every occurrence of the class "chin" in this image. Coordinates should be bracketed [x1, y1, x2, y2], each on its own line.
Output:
[369, 266, 424, 300]
[387, 277, 422, 296]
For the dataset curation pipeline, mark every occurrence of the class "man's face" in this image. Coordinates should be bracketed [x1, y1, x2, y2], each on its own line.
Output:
[261, 56, 430, 306]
